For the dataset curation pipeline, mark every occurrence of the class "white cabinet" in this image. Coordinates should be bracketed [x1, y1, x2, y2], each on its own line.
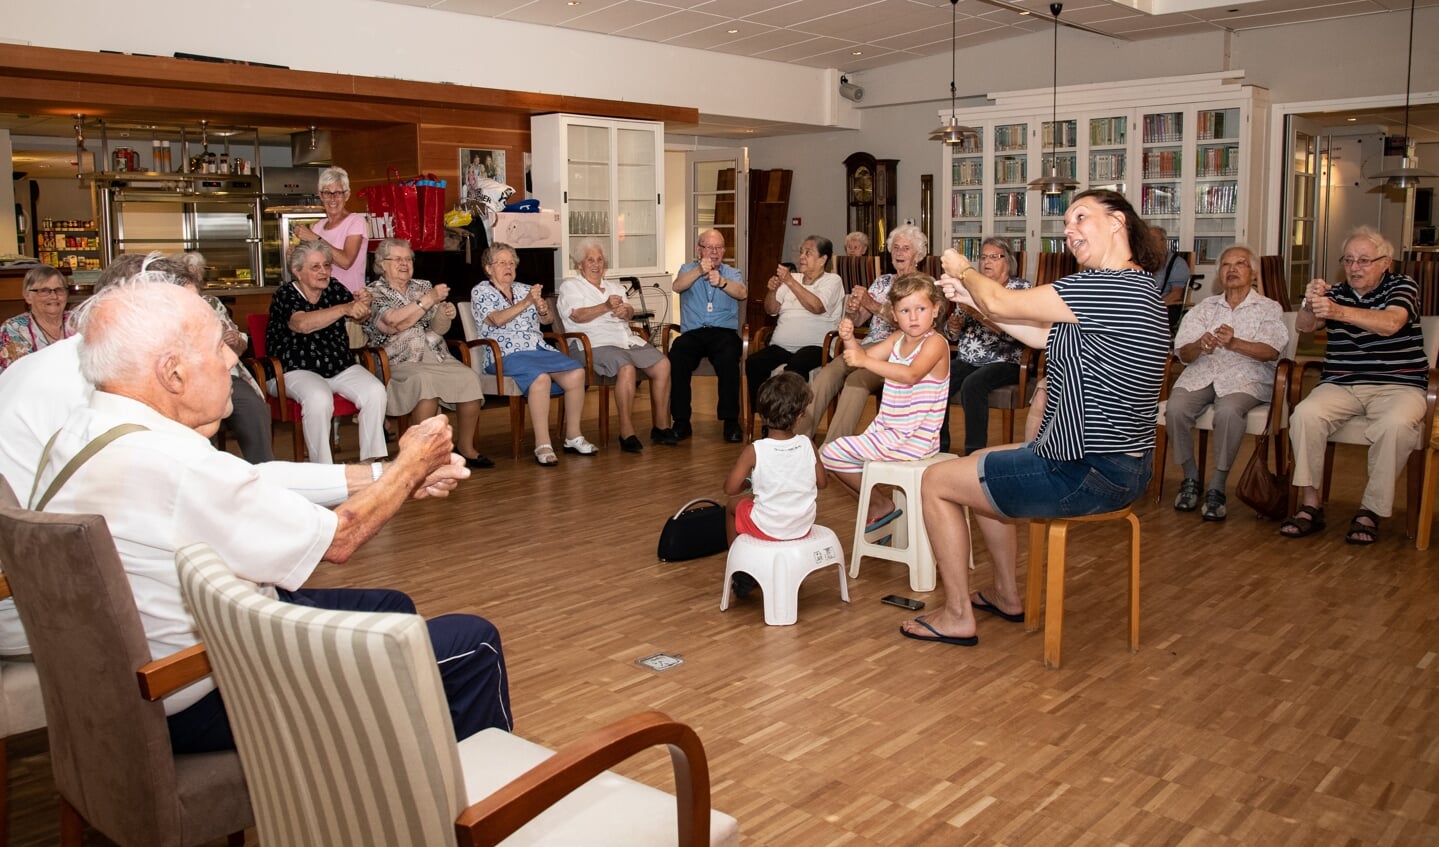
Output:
[940, 72, 1268, 280]
[531, 114, 665, 277]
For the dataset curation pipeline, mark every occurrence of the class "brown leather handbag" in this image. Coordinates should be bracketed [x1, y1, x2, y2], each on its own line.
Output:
[1236, 432, 1288, 521]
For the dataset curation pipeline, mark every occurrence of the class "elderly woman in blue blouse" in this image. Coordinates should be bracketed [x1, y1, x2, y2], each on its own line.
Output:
[367, 238, 493, 469]
[0, 265, 72, 372]
[470, 242, 598, 466]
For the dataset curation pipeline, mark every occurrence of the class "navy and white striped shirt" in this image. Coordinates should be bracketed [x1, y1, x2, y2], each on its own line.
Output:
[1319, 271, 1427, 390]
[1033, 268, 1170, 460]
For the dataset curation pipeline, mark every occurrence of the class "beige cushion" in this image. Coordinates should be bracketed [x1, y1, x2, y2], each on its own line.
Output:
[0, 659, 46, 738]
[459, 729, 740, 847]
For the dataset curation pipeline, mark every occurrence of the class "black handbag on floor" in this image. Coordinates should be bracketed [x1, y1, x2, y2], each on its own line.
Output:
[657, 498, 729, 562]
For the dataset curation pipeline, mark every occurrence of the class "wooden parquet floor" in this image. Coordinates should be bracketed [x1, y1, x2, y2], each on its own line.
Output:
[8, 384, 1439, 845]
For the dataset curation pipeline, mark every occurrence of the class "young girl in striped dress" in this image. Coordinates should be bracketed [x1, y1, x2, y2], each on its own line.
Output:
[820, 272, 951, 530]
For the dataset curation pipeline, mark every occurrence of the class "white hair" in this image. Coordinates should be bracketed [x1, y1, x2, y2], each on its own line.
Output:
[572, 237, 607, 268]
[888, 224, 928, 259]
[79, 281, 218, 389]
[318, 166, 351, 194]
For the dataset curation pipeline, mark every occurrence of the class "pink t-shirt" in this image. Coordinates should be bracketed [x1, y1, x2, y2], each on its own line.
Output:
[312, 212, 369, 293]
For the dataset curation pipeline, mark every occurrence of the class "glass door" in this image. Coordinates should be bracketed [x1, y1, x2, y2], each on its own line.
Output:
[685, 148, 748, 278]
[1281, 115, 1327, 304]
[615, 126, 658, 271]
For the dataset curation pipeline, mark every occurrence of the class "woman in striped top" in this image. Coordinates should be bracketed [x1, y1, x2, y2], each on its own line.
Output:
[901, 190, 1170, 647]
[820, 273, 951, 529]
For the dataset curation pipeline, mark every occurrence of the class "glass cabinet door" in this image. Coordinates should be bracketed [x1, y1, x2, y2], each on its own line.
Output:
[993, 122, 1028, 254]
[1193, 107, 1241, 264]
[948, 131, 984, 256]
[615, 126, 658, 271]
[1140, 110, 1184, 243]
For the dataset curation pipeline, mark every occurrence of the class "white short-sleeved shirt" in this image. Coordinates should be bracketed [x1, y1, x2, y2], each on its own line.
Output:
[770, 272, 845, 351]
[1173, 290, 1290, 401]
[34, 392, 340, 713]
[557, 276, 647, 349]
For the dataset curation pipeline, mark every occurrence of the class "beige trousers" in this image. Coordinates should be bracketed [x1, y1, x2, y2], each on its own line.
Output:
[1288, 382, 1425, 516]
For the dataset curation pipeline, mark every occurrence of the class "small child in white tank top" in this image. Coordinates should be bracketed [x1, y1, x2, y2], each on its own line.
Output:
[724, 372, 828, 545]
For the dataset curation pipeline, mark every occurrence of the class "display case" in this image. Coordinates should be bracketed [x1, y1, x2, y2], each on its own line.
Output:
[93, 173, 264, 287]
[843, 152, 898, 254]
[37, 219, 102, 270]
[530, 114, 665, 277]
[261, 206, 326, 283]
[940, 72, 1268, 281]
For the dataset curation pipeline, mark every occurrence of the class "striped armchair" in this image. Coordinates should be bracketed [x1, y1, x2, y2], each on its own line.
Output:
[176, 543, 740, 847]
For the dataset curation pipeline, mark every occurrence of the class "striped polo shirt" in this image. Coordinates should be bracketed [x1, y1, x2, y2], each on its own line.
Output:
[1033, 268, 1170, 461]
[1319, 272, 1427, 390]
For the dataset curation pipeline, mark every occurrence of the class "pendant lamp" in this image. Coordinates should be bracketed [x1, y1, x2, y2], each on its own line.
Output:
[1028, 3, 1080, 195]
[1373, 0, 1434, 188]
[929, 0, 978, 145]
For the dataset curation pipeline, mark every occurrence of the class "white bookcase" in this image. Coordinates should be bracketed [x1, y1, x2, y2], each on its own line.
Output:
[530, 114, 666, 277]
[940, 72, 1269, 281]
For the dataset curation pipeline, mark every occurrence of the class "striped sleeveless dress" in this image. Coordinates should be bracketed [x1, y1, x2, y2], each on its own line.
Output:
[820, 332, 949, 473]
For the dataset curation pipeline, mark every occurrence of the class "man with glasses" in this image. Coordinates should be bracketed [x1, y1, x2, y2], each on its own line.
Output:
[939, 237, 1032, 455]
[1281, 226, 1428, 544]
[669, 229, 748, 442]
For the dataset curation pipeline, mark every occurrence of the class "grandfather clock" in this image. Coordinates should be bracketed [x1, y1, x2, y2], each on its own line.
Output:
[843, 152, 898, 254]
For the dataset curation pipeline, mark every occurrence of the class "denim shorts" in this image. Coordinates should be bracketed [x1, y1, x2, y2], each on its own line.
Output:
[978, 443, 1153, 519]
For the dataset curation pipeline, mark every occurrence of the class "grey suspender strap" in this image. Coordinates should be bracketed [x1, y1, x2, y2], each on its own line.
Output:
[28, 424, 149, 512]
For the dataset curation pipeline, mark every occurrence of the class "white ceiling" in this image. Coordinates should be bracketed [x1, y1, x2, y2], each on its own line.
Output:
[377, 0, 1432, 73]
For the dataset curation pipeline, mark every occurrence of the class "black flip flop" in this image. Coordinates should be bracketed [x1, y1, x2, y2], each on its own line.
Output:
[972, 592, 1024, 623]
[899, 616, 977, 647]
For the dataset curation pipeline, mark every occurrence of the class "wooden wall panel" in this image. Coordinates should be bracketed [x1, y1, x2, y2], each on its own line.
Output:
[329, 125, 422, 203]
[418, 121, 531, 208]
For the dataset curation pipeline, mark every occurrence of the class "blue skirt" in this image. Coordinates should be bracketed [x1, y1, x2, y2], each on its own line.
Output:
[489, 348, 582, 396]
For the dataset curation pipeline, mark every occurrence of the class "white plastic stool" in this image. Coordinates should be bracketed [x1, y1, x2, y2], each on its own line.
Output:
[849, 454, 970, 592]
[720, 525, 849, 625]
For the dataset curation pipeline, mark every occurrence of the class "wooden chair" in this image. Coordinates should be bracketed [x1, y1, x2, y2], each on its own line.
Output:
[455, 306, 589, 459]
[176, 542, 740, 847]
[1416, 416, 1439, 550]
[835, 255, 878, 291]
[1286, 316, 1439, 538]
[1035, 251, 1078, 288]
[0, 575, 45, 847]
[0, 480, 249, 847]
[546, 296, 643, 448]
[1026, 507, 1142, 670]
[245, 312, 361, 462]
[1152, 311, 1300, 508]
[1259, 255, 1292, 311]
[742, 327, 837, 441]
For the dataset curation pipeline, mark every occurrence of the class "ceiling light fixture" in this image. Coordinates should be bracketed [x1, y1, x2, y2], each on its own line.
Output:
[1028, 3, 1080, 195]
[928, 0, 979, 146]
[1373, 0, 1434, 188]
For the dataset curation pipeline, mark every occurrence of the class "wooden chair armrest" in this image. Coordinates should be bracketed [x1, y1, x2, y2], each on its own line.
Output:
[136, 643, 211, 701]
[448, 338, 472, 368]
[550, 332, 595, 379]
[661, 323, 681, 354]
[740, 323, 752, 362]
[454, 710, 711, 847]
[752, 326, 773, 353]
[358, 347, 393, 384]
[467, 338, 506, 384]
[1158, 354, 1184, 402]
[246, 355, 290, 419]
[0, 573, 10, 601]
[1290, 358, 1324, 411]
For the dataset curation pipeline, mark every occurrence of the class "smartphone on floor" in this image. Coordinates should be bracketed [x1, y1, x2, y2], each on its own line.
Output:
[881, 595, 924, 611]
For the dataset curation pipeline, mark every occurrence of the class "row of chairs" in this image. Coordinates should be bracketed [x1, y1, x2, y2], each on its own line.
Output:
[0, 477, 738, 845]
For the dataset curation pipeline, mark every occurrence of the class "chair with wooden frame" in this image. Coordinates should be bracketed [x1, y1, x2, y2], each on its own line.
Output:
[1285, 315, 1439, 538]
[1151, 311, 1300, 508]
[245, 312, 361, 462]
[741, 328, 839, 441]
[0, 479, 249, 847]
[835, 255, 879, 292]
[0, 574, 45, 847]
[1034, 251, 1078, 288]
[545, 295, 652, 448]
[1259, 255, 1292, 311]
[455, 306, 587, 459]
[176, 542, 740, 847]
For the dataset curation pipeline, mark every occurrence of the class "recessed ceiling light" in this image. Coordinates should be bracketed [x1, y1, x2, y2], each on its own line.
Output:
[1347, 117, 1357, 122]
[1019, 10, 1031, 15]
[567, 1, 579, 5]
[852, 50, 863, 56]
[728, 28, 738, 34]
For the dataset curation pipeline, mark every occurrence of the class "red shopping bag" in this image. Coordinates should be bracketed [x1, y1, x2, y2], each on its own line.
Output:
[412, 174, 447, 251]
[358, 168, 420, 243]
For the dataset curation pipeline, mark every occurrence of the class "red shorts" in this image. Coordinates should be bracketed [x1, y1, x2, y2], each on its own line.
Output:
[734, 498, 784, 542]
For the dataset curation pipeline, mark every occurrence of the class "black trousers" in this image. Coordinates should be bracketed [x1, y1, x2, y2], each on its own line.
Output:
[668, 327, 742, 423]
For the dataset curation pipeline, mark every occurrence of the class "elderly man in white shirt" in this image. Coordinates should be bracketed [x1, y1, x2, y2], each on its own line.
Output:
[13, 279, 510, 754]
[558, 238, 676, 452]
[1166, 245, 1290, 521]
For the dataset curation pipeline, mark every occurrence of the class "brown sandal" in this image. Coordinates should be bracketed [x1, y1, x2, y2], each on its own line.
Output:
[1345, 509, 1380, 545]
[1279, 505, 1325, 538]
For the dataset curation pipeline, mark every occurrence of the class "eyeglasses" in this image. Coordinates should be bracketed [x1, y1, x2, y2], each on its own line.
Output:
[29, 286, 67, 297]
[979, 253, 1007, 262]
[383, 257, 414, 264]
[1340, 256, 1386, 269]
[698, 243, 725, 251]
[489, 260, 518, 269]
[319, 190, 348, 199]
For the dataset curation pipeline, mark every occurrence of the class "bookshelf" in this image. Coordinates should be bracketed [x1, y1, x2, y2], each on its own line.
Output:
[940, 72, 1268, 281]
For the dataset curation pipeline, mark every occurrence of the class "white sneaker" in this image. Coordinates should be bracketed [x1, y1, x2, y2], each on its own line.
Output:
[562, 435, 599, 455]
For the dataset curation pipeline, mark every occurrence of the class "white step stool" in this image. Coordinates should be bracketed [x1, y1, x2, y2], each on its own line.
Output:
[849, 454, 971, 592]
[720, 525, 849, 625]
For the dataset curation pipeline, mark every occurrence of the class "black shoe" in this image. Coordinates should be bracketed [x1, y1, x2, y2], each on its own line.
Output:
[1174, 478, 1200, 512]
[723, 419, 743, 443]
[732, 572, 760, 599]
[651, 426, 679, 446]
[464, 454, 495, 469]
[620, 434, 644, 453]
[672, 420, 693, 441]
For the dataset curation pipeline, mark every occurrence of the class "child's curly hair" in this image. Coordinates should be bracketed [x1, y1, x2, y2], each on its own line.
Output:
[757, 372, 812, 431]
